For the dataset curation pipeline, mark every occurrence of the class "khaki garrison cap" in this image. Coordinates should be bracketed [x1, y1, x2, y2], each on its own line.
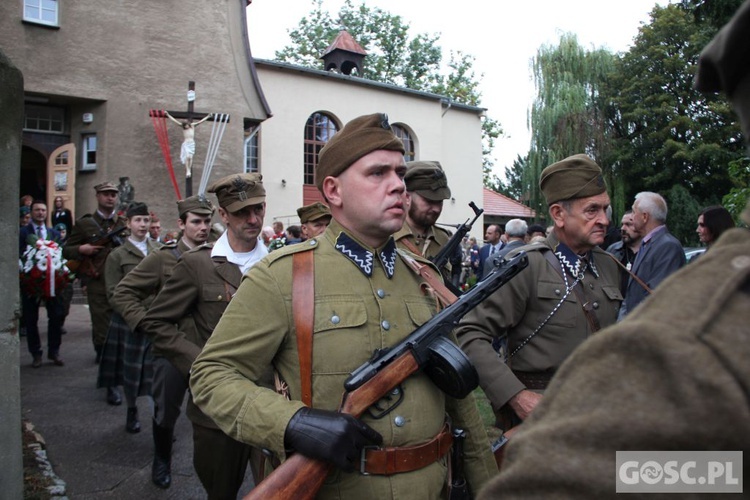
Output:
[177, 195, 215, 217]
[297, 202, 331, 224]
[404, 161, 451, 201]
[207, 173, 266, 213]
[539, 154, 607, 205]
[94, 181, 119, 193]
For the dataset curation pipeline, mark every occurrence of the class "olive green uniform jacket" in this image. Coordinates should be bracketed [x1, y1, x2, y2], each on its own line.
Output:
[104, 238, 161, 301]
[479, 228, 750, 498]
[112, 238, 195, 358]
[140, 242, 243, 428]
[63, 212, 128, 347]
[394, 222, 452, 276]
[455, 232, 622, 412]
[190, 220, 496, 499]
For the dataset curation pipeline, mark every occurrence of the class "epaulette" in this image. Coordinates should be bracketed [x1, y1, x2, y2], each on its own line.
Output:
[266, 239, 317, 266]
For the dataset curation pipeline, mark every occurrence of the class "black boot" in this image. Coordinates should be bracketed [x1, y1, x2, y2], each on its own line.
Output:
[107, 387, 122, 406]
[152, 422, 173, 489]
[126, 407, 141, 434]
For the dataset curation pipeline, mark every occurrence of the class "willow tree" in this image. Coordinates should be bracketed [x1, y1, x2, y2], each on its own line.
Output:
[525, 34, 619, 218]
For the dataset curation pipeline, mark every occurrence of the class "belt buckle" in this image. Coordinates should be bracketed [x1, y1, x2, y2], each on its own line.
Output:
[359, 445, 379, 476]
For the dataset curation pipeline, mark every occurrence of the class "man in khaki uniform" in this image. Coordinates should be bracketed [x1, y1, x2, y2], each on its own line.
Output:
[111, 195, 214, 489]
[394, 161, 453, 265]
[456, 154, 622, 428]
[63, 181, 128, 365]
[190, 113, 496, 499]
[480, 4, 750, 496]
[297, 201, 331, 239]
[140, 174, 268, 499]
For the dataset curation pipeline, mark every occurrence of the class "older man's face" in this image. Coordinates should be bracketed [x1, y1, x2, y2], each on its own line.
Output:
[556, 192, 611, 253]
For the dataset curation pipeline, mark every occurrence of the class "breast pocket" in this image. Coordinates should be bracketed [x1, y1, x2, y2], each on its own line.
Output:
[201, 283, 232, 303]
[536, 280, 576, 328]
[312, 297, 369, 373]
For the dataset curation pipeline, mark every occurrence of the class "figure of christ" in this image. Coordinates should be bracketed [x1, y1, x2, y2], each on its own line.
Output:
[165, 111, 212, 178]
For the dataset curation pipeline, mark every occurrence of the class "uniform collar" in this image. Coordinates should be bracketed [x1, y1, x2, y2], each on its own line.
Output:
[552, 241, 599, 279]
[329, 221, 397, 278]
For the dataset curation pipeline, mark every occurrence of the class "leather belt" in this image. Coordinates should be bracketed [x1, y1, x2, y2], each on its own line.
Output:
[360, 423, 453, 475]
[513, 369, 555, 391]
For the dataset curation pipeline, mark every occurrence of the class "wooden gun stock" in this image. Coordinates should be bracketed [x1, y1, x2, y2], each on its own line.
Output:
[243, 355, 420, 500]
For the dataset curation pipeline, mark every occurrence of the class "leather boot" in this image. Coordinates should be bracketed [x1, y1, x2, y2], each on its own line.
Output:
[152, 422, 173, 489]
[126, 407, 141, 434]
[106, 387, 122, 406]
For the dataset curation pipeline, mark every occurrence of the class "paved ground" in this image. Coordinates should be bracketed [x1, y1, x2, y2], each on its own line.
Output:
[20, 301, 255, 499]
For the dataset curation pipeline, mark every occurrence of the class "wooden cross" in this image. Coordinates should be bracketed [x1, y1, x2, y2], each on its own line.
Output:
[165, 81, 229, 197]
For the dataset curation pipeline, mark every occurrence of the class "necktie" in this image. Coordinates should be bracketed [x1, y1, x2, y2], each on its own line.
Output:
[36, 226, 43, 238]
[490, 245, 497, 255]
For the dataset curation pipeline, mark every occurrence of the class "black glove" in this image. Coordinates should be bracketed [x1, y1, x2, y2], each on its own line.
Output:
[284, 407, 383, 472]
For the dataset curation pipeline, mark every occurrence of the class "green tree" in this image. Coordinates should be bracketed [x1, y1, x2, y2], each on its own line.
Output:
[496, 154, 528, 202]
[664, 184, 703, 245]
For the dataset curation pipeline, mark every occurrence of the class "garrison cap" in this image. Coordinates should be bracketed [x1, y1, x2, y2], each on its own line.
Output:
[316, 113, 405, 192]
[20, 205, 30, 216]
[177, 195, 215, 217]
[297, 202, 331, 224]
[404, 161, 451, 201]
[207, 173, 265, 213]
[94, 181, 119, 193]
[125, 201, 149, 218]
[539, 154, 607, 205]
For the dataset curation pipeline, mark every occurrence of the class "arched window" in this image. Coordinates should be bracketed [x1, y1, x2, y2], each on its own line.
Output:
[391, 124, 415, 161]
[304, 112, 339, 185]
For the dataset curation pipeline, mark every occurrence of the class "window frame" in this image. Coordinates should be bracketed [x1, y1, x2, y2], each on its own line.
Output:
[23, 104, 65, 134]
[81, 133, 97, 171]
[23, 0, 59, 27]
[303, 112, 339, 186]
[244, 127, 260, 174]
[392, 124, 415, 162]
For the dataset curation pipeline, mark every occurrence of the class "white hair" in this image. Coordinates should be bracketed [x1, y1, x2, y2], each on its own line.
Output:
[634, 191, 668, 223]
[505, 219, 528, 238]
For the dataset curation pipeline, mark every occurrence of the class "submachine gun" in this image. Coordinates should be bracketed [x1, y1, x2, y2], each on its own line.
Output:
[244, 251, 529, 500]
[431, 201, 484, 296]
[66, 224, 128, 277]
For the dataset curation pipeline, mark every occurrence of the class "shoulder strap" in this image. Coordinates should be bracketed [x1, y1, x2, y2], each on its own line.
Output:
[398, 250, 457, 308]
[603, 251, 652, 295]
[292, 251, 315, 406]
[542, 251, 601, 333]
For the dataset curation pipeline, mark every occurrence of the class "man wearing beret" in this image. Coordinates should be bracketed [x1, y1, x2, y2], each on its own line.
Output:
[297, 201, 332, 240]
[479, 5, 750, 496]
[190, 113, 496, 499]
[140, 174, 268, 498]
[112, 195, 214, 489]
[456, 153, 622, 428]
[394, 160, 455, 279]
[63, 182, 128, 376]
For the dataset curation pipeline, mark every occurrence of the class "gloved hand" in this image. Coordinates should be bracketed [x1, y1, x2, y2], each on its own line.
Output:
[284, 407, 383, 472]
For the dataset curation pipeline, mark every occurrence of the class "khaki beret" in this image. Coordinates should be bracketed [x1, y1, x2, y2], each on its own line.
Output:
[404, 161, 451, 201]
[94, 181, 118, 193]
[539, 154, 607, 205]
[297, 202, 331, 224]
[316, 113, 405, 191]
[125, 201, 149, 218]
[177, 195, 215, 217]
[694, 0, 750, 97]
[207, 173, 265, 213]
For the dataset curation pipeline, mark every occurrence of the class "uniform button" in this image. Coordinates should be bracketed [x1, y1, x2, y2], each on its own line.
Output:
[217, 295, 223, 300]
[732, 256, 750, 269]
[381, 320, 390, 330]
[554, 289, 561, 295]
[589, 283, 595, 289]
[592, 301, 599, 310]
[309, 239, 317, 246]
[331, 315, 340, 325]
[377, 289, 385, 299]
[394, 416, 405, 427]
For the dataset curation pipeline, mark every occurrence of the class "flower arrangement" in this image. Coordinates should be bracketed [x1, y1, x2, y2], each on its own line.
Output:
[268, 235, 287, 252]
[19, 237, 73, 298]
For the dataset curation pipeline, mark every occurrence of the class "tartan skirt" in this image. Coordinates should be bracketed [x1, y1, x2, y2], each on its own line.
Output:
[97, 312, 153, 400]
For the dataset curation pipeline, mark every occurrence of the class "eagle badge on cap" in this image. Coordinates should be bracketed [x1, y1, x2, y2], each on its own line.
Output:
[380, 113, 391, 129]
[232, 176, 248, 201]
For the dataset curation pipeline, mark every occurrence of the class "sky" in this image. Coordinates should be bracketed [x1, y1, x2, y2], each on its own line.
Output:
[246, 0, 667, 178]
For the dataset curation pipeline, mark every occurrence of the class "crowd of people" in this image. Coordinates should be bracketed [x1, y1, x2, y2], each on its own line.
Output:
[16, 3, 750, 497]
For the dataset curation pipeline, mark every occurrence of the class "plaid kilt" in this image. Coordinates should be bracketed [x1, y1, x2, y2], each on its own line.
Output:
[97, 312, 153, 399]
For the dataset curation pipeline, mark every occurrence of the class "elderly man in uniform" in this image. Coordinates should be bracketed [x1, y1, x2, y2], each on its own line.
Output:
[456, 154, 622, 429]
[297, 201, 332, 240]
[111, 195, 214, 489]
[394, 160, 453, 269]
[190, 113, 496, 499]
[140, 174, 268, 499]
[479, 4, 750, 496]
[63, 182, 128, 383]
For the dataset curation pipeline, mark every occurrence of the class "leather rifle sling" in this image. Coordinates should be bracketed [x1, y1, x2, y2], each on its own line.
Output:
[604, 252, 653, 295]
[542, 251, 601, 333]
[399, 241, 458, 308]
[292, 251, 315, 406]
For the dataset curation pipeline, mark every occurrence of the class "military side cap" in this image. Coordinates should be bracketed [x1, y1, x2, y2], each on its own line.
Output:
[539, 154, 607, 205]
[126, 201, 149, 218]
[694, 0, 750, 97]
[404, 160, 451, 201]
[20, 205, 30, 216]
[316, 113, 405, 192]
[177, 195, 215, 217]
[94, 181, 118, 193]
[297, 202, 331, 223]
[207, 173, 265, 213]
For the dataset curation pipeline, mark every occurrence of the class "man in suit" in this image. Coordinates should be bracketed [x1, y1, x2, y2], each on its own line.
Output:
[140, 174, 268, 499]
[483, 218, 528, 277]
[19, 200, 64, 367]
[618, 191, 685, 319]
[477, 224, 503, 281]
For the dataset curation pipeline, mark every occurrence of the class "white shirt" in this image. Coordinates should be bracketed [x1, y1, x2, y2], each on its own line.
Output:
[211, 232, 268, 274]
